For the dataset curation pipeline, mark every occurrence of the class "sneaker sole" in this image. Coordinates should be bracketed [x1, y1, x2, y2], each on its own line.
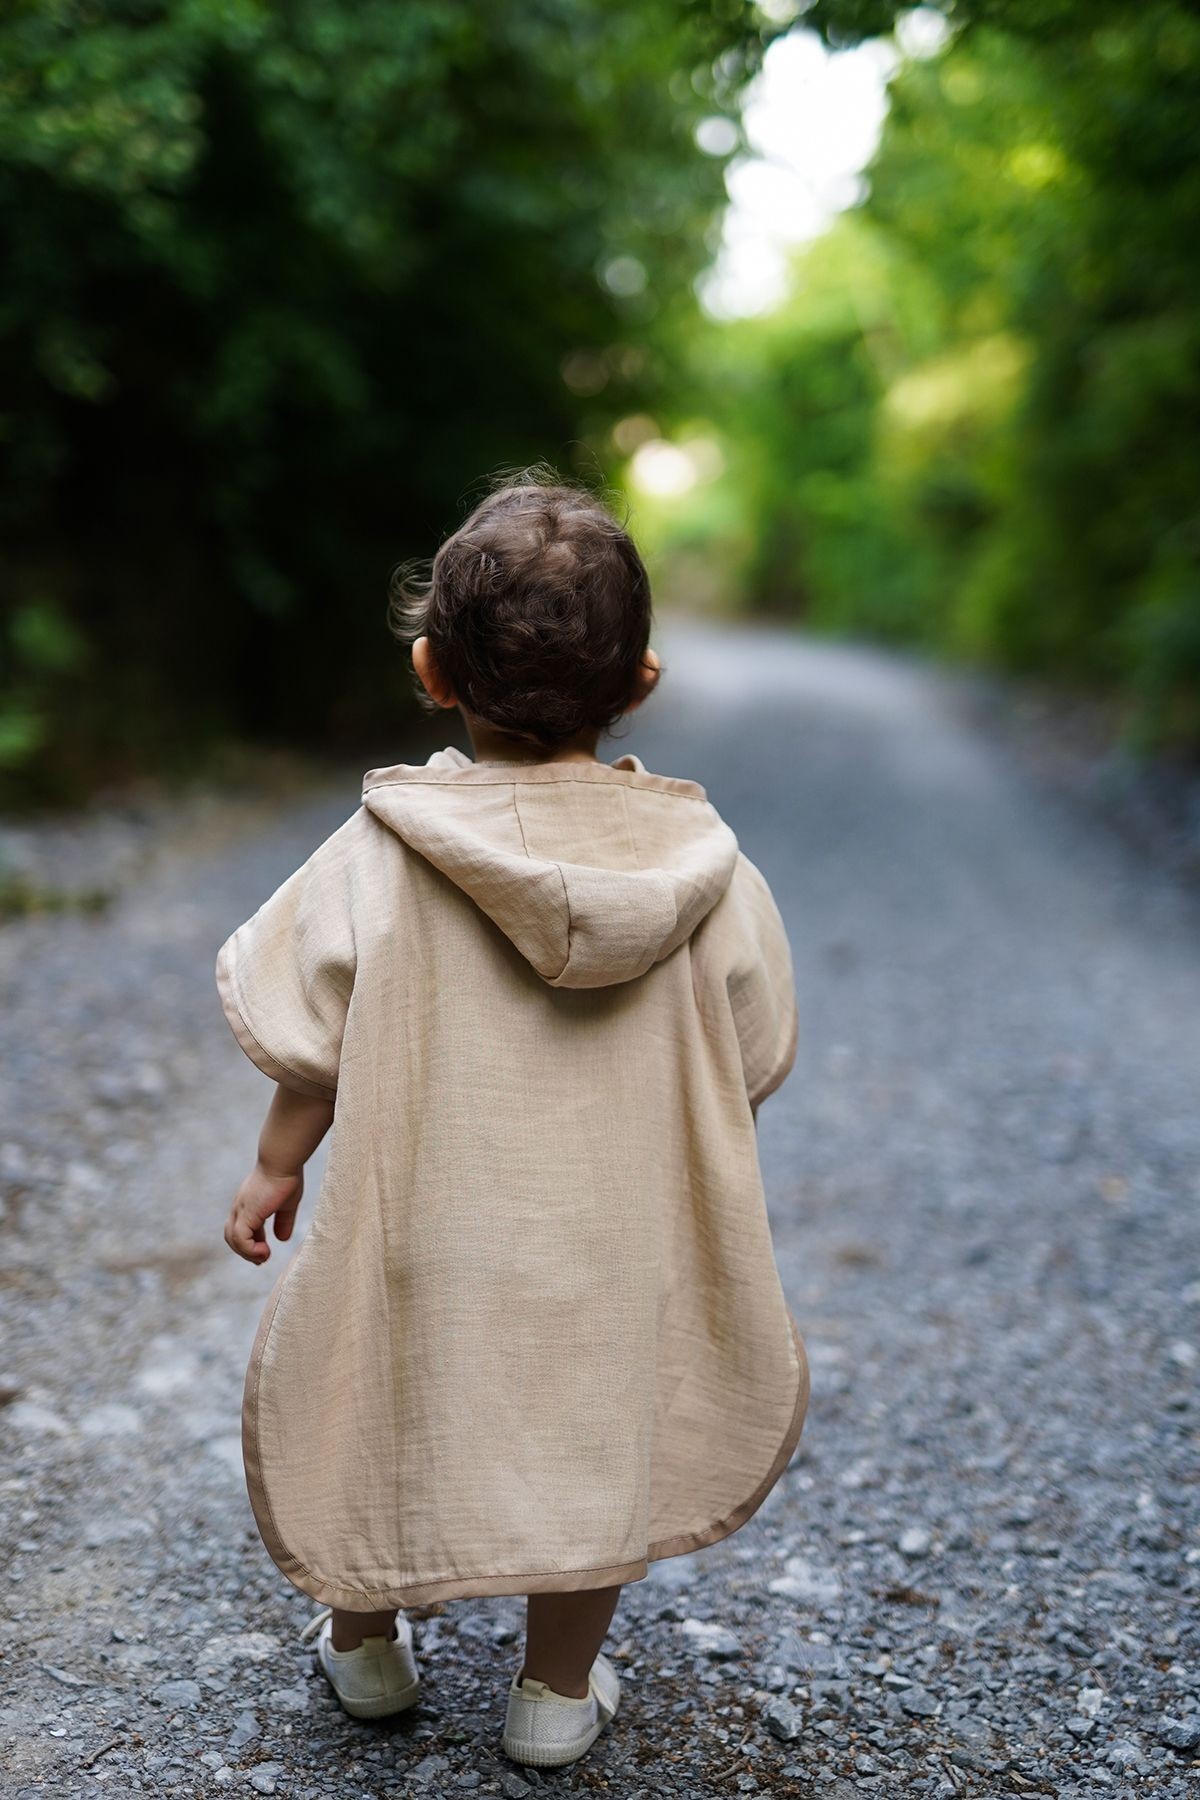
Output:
[502, 1717, 606, 1768]
[327, 1676, 421, 1720]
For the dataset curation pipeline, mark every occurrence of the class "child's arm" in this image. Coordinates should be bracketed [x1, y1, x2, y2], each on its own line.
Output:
[223, 1083, 335, 1264]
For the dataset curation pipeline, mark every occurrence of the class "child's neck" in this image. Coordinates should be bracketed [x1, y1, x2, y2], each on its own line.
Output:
[465, 719, 603, 767]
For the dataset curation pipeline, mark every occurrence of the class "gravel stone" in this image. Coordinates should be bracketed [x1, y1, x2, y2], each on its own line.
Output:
[899, 1686, 939, 1719]
[1107, 1739, 1153, 1774]
[766, 1555, 841, 1606]
[1159, 1716, 1200, 1752]
[898, 1527, 932, 1559]
[762, 1697, 804, 1741]
[152, 1680, 202, 1709]
[681, 1619, 741, 1659]
[227, 1712, 260, 1749]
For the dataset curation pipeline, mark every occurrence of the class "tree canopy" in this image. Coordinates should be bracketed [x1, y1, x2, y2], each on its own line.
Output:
[5, 0, 1199, 801]
[0, 0, 769, 801]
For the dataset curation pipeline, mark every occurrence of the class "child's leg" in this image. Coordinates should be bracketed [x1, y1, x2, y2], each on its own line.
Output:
[519, 1584, 622, 1698]
[331, 1606, 399, 1651]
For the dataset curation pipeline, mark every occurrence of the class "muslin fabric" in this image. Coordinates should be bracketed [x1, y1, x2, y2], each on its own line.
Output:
[215, 746, 809, 1609]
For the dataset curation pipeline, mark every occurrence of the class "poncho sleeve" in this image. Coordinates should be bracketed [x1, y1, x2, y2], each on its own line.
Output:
[214, 813, 360, 1101]
[726, 853, 799, 1112]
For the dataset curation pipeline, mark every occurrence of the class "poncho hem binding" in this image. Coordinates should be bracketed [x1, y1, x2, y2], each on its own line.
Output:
[241, 1267, 810, 1611]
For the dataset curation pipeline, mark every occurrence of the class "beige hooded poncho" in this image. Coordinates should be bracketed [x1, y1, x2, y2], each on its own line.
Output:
[215, 746, 809, 1610]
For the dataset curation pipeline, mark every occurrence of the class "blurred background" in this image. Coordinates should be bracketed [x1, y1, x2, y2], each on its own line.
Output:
[2, 0, 1197, 811]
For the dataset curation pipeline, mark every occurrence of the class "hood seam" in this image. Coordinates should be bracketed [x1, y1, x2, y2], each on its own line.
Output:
[512, 783, 573, 984]
[551, 860, 573, 984]
[510, 785, 533, 860]
[618, 783, 641, 871]
[362, 769, 710, 804]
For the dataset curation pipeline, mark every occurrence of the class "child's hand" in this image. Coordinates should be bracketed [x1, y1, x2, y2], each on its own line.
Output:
[224, 1162, 304, 1264]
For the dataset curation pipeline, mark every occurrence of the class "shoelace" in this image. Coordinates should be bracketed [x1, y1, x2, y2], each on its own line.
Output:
[299, 1606, 333, 1646]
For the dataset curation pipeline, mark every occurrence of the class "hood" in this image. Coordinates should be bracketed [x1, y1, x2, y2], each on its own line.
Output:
[361, 745, 739, 990]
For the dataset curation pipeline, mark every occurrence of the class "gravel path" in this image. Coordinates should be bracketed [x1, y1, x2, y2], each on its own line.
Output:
[1, 620, 1197, 1798]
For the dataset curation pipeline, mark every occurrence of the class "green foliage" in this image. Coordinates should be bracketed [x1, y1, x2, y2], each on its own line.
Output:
[0, 597, 87, 768]
[0, 0, 771, 802]
[7, 0, 1198, 786]
[660, 3, 1200, 749]
[806, 0, 1136, 49]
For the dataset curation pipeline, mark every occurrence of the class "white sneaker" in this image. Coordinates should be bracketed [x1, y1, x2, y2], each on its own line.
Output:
[502, 1651, 621, 1768]
[303, 1607, 421, 1719]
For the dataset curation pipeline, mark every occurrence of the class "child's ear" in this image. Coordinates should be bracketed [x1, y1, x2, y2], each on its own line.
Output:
[627, 647, 661, 712]
[412, 636, 458, 709]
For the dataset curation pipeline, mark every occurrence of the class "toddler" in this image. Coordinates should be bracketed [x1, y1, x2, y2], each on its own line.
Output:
[216, 473, 809, 1769]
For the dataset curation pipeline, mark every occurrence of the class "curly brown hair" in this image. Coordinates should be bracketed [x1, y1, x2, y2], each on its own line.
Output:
[388, 467, 659, 750]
